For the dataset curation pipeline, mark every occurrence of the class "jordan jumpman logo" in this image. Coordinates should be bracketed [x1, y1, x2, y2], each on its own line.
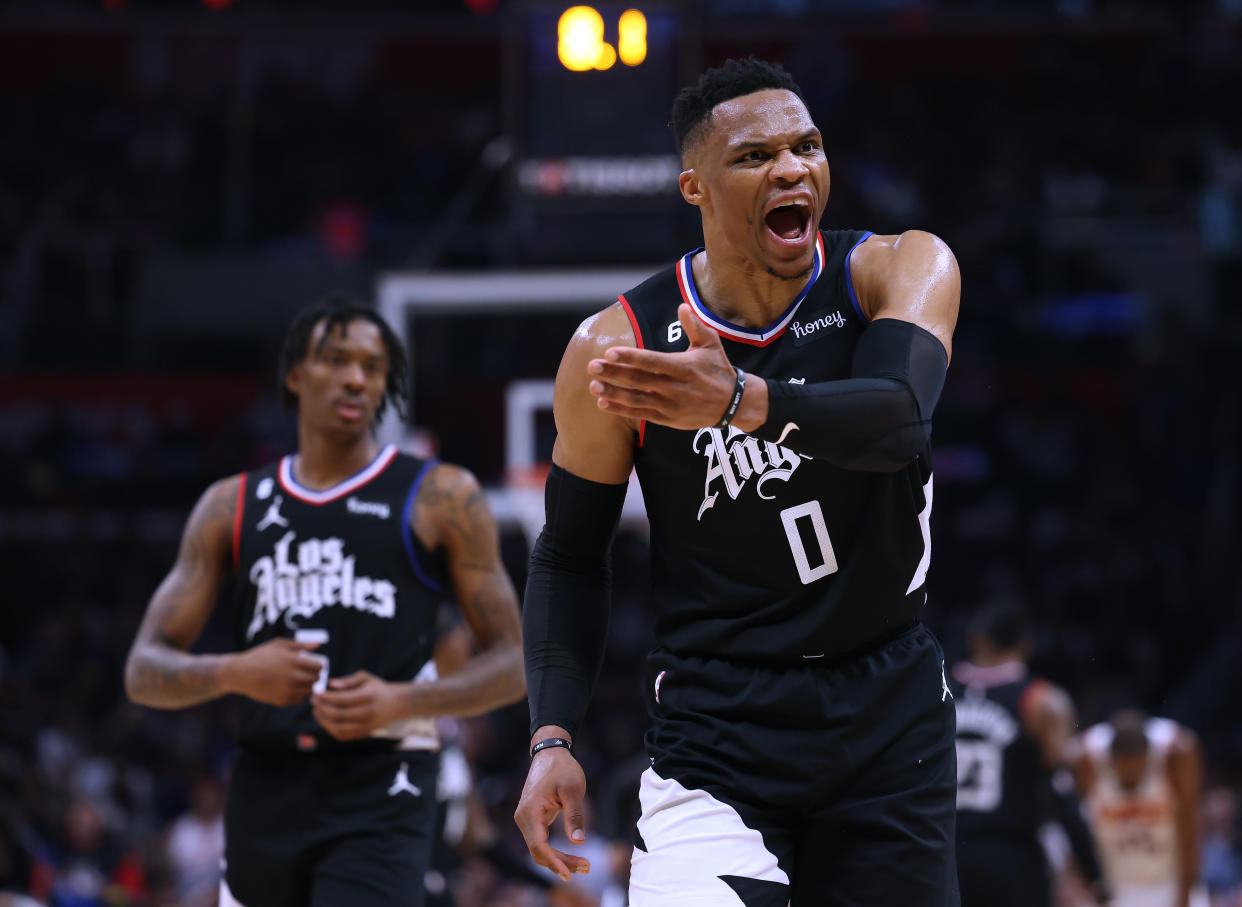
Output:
[256, 495, 289, 532]
[387, 763, 422, 798]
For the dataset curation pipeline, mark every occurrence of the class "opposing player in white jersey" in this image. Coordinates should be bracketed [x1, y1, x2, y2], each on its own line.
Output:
[1070, 710, 1207, 907]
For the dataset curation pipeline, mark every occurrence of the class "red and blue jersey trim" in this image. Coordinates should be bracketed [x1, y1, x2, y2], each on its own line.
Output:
[844, 230, 874, 323]
[676, 233, 825, 347]
[232, 473, 247, 568]
[278, 444, 399, 505]
[402, 459, 443, 591]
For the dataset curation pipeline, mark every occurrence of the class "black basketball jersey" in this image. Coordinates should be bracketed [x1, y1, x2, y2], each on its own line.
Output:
[621, 230, 934, 663]
[951, 661, 1046, 841]
[231, 445, 448, 747]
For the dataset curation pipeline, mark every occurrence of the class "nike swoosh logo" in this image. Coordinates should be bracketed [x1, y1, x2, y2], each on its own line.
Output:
[774, 422, 799, 445]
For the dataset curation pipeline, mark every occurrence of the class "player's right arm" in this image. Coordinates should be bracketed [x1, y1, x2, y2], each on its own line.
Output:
[552, 302, 642, 484]
[1168, 727, 1204, 907]
[124, 476, 321, 709]
[514, 303, 637, 882]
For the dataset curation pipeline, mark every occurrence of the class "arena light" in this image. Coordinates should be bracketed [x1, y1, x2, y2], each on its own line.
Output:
[618, 9, 647, 66]
[558, 6, 612, 72]
[595, 40, 617, 70]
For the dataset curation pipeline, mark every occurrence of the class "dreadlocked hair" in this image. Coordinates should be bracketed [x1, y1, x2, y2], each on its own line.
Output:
[669, 56, 805, 158]
[277, 294, 410, 427]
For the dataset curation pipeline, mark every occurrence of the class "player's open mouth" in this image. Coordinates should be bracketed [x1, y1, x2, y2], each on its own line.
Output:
[763, 200, 812, 245]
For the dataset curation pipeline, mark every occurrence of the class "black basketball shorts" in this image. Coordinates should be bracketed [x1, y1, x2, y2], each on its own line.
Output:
[221, 745, 439, 907]
[629, 622, 960, 907]
[956, 839, 1050, 907]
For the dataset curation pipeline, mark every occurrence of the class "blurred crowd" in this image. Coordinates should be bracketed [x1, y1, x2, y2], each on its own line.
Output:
[4, 2, 1242, 905]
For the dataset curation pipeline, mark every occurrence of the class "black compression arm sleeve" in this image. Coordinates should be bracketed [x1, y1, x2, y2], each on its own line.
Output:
[523, 465, 627, 738]
[751, 317, 948, 471]
[1049, 768, 1109, 895]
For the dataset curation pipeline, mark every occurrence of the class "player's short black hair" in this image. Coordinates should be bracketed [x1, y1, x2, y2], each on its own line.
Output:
[668, 57, 806, 158]
[277, 294, 410, 426]
[967, 599, 1030, 651]
[1109, 709, 1150, 757]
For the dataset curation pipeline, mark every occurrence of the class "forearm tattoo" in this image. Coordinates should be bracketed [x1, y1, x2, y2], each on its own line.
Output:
[125, 478, 236, 708]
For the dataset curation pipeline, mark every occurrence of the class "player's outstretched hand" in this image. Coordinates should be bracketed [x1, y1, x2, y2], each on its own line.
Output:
[588, 302, 741, 430]
[225, 638, 322, 707]
[311, 670, 404, 741]
[514, 747, 592, 882]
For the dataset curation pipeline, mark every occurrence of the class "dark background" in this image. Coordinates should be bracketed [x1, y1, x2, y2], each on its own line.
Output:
[3, 0, 1242, 904]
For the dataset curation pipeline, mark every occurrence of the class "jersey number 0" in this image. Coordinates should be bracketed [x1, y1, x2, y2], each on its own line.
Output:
[780, 500, 839, 584]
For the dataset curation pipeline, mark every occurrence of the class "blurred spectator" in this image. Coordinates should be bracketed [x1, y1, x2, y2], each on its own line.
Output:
[163, 773, 224, 907]
[1203, 786, 1242, 906]
[38, 797, 145, 907]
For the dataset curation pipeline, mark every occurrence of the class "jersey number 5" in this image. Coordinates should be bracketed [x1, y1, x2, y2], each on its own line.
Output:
[780, 500, 838, 584]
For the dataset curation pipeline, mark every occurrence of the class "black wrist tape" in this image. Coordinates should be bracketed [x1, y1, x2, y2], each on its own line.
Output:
[715, 366, 746, 429]
[530, 737, 574, 759]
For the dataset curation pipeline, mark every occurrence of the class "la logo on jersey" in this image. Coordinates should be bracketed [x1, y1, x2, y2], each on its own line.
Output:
[246, 531, 396, 639]
[693, 426, 801, 520]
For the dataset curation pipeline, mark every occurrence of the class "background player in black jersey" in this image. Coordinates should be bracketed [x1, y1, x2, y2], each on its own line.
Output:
[951, 602, 1109, 906]
[123, 297, 526, 907]
[516, 58, 961, 904]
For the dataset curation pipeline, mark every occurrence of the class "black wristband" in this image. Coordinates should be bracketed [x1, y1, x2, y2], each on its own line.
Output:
[530, 737, 574, 759]
[715, 366, 746, 429]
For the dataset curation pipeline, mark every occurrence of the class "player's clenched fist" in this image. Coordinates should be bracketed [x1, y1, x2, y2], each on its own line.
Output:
[514, 747, 592, 883]
[222, 638, 322, 707]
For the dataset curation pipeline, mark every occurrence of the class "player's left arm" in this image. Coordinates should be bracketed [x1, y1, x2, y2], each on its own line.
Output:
[311, 464, 524, 740]
[413, 463, 526, 714]
[589, 231, 960, 471]
[1168, 726, 1204, 907]
[1024, 682, 1111, 904]
[1022, 679, 1076, 770]
[851, 229, 960, 354]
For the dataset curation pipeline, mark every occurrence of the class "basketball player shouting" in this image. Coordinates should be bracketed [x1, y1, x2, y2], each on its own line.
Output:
[515, 58, 961, 904]
[125, 297, 526, 907]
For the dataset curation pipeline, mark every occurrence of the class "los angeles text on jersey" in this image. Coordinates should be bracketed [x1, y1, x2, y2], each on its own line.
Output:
[695, 425, 802, 520]
[246, 529, 396, 638]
